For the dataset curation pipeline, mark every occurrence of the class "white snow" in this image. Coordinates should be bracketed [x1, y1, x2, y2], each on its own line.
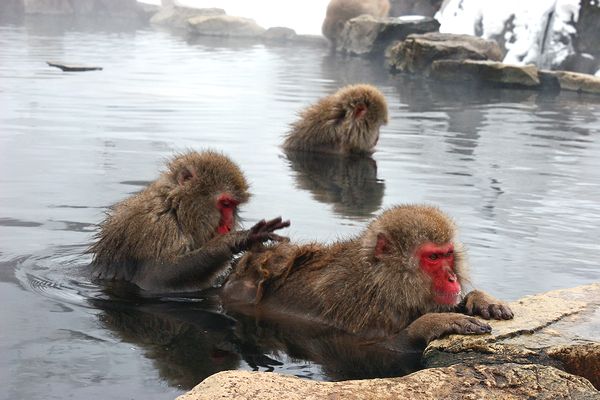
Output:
[437, 0, 580, 68]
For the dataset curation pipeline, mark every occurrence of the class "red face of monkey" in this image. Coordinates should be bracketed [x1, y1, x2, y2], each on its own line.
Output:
[415, 242, 461, 305]
[216, 194, 240, 235]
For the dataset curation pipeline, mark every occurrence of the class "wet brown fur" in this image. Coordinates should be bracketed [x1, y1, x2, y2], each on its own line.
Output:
[89, 150, 250, 292]
[322, 0, 390, 44]
[282, 84, 388, 155]
[223, 205, 469, 336]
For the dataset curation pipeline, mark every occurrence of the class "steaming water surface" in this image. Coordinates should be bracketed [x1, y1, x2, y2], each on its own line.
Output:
[1, 18, 600, 400]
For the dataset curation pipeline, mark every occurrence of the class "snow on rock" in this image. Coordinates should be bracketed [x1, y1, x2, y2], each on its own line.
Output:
[436, 0, 580, 69]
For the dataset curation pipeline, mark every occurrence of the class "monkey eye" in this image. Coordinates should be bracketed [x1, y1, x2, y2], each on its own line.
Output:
[428, 254, 439, 261]
[446, 250, 454, 257]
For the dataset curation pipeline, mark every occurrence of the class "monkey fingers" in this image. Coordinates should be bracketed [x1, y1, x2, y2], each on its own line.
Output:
[450, 316, 492, 336]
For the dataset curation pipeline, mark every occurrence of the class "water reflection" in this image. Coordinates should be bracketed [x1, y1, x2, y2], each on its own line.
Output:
[284, 150, 385, 218]
[91, 291, 422, 389]
[92, 298, 242, 389]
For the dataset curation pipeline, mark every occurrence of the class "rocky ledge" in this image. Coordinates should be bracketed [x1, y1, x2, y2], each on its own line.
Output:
[177, 283, 600, 399]
[388, 33, 600, 95]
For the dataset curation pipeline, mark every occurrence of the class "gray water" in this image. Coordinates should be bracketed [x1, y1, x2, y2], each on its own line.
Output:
[1, 16, 600, 400]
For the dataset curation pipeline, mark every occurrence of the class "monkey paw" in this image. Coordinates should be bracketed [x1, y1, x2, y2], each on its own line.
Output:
[233, 217, 291, 253]
[463, 290, 514, 320]
[449, 315, 492, 336]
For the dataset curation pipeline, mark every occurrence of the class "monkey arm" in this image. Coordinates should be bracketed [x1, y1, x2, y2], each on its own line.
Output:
[458, 290, 514, 320]
[135, 217, 290, 292]
[406, 312, 492, 346]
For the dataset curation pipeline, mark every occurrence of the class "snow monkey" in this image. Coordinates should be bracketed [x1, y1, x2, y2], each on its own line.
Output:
[282, 84, 388, 155]
[89, 150, 289, 293]
[222, 204, 513, 344]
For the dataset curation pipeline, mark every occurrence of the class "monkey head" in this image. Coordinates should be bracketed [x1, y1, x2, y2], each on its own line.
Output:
[163, 151, 250, 243]
[335, 84, 388, 152]
[362, 205, 467, 308]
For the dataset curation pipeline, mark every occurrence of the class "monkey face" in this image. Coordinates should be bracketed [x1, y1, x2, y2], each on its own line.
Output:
[216, 194, 240, 234]
[415, 242, 462, 305]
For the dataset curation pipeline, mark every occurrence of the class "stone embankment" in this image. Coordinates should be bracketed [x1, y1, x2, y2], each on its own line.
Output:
[177, 283, 600, 399]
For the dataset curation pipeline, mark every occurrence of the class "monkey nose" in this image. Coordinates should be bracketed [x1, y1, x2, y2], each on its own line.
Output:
[448, 273, 457, 283]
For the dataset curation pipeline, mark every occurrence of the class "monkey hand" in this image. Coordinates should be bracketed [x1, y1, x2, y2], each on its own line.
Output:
[231, 217, 291, 253]
[407, 312, 492, 345]
[461, 290, 514, 320]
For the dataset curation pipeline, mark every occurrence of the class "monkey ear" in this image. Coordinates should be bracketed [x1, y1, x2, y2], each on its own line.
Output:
[374, 233, 389, 260]
[177, 166, 196, 186]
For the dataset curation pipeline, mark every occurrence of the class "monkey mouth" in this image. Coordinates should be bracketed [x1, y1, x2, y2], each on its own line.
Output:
[434, 290, 462, 305]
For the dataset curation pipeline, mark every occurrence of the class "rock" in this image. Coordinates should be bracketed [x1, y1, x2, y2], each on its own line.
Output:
[558, 53, 599, 76]
[539, 70, 600, 95]
[260, 28, 327, 46]
[575, 1, 600, 61]
[177, 364, 600, 400]
[424, 283, 600, 389]
[337, 15, 439, 56]
[262, 27, 297, 42]
[430, 59, 540, 88]
[388, 32, 503, 73]
[187, 15, 266, 38]
[47, 61, 102, 72]
[150, 6, 225, 30]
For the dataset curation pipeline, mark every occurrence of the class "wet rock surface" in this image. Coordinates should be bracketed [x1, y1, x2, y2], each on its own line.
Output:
[388, 32, 503, 73]
[430, 60, 540, 88]
[389, 33, 600, 95]
[337, 15, 439, 56]
[425, 283, 600, 390]
[177, 363, 600, 400]
[539, 70, 600, 95]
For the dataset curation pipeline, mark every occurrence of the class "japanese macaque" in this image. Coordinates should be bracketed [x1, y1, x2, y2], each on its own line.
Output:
[322, 0, 390, 45]
[282, 84, 388, 155]
[89, 151, 289, 293]
[222, 205, 513, 345]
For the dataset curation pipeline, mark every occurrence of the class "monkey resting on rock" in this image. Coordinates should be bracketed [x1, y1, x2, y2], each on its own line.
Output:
[222, 204, 513, 345]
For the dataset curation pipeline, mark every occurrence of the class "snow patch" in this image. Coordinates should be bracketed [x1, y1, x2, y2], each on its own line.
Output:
[437, 0, 580, 68]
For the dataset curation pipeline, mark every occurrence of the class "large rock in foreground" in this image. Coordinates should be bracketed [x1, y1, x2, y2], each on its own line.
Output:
[337, 15, 439, 56]
[388, 32, 503, 73]
[425, 283, 600, 390]
[177, 363, 599, 400]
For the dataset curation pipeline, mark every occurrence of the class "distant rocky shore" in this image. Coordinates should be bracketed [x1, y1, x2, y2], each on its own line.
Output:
[3, 0, 600, 94]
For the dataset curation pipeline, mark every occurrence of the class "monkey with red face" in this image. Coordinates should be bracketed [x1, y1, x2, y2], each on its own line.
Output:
[222, 205, 513, 345]
[89, 151, 289, 293]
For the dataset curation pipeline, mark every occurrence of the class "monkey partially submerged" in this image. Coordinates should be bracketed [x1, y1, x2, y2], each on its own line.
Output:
[282, 84, 388, 155]
[89, 151, 289, 293]
[222, 205, 513, 345]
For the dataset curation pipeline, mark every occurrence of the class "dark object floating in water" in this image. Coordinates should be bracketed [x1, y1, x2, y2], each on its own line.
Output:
[47, 61, 103, 72]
